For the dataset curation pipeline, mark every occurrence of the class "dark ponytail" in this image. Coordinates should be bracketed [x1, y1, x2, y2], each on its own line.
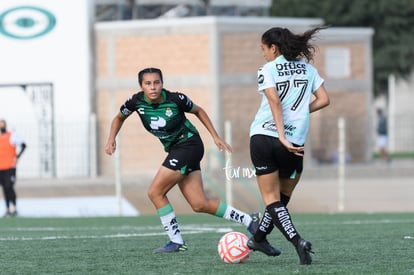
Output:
[261, 26, 328, 62]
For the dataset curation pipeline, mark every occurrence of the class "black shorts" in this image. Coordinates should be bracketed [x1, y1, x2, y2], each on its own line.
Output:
[250, 134, 303, 178]
[162, 134, 204, 175]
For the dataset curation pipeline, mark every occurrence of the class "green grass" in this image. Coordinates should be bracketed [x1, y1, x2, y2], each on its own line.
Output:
[373, 151, 414, 159]
[0, 213, 413, 274]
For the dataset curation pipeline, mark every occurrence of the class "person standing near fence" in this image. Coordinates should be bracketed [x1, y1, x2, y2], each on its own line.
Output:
[0, 119, 26, 217]
[104, 67, 260, 253]
[376, 108, 390, 162]
[246, 26, 330, 265]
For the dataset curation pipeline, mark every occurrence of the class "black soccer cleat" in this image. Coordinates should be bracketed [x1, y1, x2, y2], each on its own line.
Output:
[247, 237, 281, 256]
[296, 238, 314, 265]
[153, 241, 188, 253]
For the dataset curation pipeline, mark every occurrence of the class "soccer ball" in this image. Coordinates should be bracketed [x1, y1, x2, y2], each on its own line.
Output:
[217, 231, 251, 263]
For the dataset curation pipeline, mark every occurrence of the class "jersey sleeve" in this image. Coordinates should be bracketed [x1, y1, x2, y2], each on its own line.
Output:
[309, 65, 325, 93]
[257, 63, 275, 93]
[10, 132, 25, 146]
[120, 93, 139, 117]
[171, 92, 194, 112]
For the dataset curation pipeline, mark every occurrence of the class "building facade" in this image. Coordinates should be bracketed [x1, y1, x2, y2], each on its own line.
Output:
[95, 16, 374, 179]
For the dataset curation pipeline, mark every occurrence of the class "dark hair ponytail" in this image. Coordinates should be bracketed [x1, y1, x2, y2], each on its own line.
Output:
[261, 26, 328, 62]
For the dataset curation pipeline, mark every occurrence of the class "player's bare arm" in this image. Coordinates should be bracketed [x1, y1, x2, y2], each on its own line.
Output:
[105, 113, 126, 155]
[310, 84, 330, 113]
[264, 87, 304, 156]
[190, 104, 232, 153]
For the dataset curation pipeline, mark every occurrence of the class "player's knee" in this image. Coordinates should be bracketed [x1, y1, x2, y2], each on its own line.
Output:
[147, 188, 159, 202]
[190, 202, 208, 213]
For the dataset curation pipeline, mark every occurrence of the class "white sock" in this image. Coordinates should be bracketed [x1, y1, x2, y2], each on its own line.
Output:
[157, 204, 184, 245]
[216, 202, 252, 227]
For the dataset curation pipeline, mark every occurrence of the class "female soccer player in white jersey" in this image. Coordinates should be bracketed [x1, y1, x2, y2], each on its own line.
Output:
[104, 68, 259, 253]
[246, 27, 330, 264]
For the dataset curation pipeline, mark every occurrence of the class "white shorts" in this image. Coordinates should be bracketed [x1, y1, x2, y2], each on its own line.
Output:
[377, 135, 388, 148]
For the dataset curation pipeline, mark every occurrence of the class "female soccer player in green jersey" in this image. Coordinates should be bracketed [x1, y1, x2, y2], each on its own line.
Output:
[105, 67, 259, 253]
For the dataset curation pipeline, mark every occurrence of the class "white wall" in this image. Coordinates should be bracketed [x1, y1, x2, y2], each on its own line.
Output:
[0, 0, 94, 177]
[389, 74, 414, 152]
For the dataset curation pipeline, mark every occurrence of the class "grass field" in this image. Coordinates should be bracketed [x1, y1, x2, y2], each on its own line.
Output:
[0, 213, 413, 274]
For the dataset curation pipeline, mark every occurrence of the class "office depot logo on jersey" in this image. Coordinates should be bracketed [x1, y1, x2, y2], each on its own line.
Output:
[276, 62, 307, 76]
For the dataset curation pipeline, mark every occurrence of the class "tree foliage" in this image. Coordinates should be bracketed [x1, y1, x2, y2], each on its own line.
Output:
[270, 0, 414, 96]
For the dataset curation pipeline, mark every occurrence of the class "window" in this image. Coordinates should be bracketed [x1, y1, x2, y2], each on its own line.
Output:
[325, 47, 350, 79]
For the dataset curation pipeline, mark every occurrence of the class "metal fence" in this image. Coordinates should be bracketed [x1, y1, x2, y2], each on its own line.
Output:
[8, 113, 414, 179]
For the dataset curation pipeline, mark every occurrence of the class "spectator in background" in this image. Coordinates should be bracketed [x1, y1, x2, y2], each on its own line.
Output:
[376, 109, 390, 162]
[0, 119, 26, 217]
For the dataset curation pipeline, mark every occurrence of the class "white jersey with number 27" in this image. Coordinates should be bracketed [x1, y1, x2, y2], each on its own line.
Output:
[250, 55, 324, 145]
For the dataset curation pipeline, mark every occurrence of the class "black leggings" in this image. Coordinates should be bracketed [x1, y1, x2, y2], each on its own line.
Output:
[0, 168, 17, 208]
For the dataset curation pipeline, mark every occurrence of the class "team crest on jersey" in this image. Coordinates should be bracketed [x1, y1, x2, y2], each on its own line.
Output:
[165, 107, 173, 117]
